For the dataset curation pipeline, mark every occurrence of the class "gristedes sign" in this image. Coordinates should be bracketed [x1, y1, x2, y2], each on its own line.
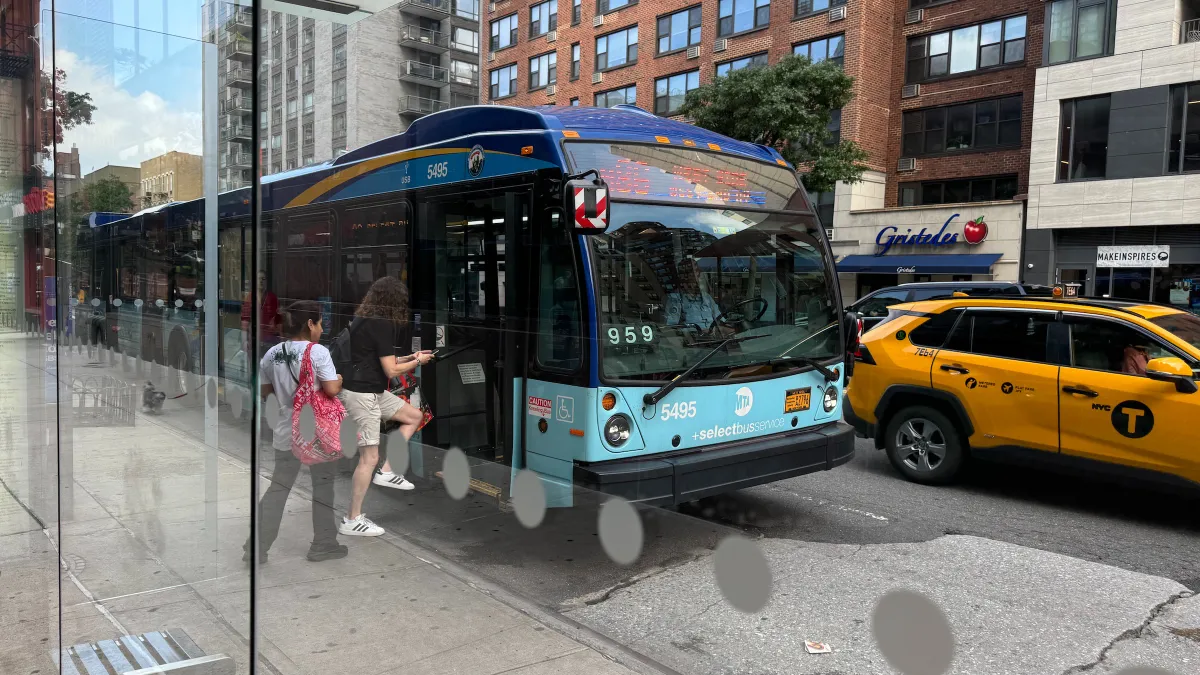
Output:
[1096, 245, 1170, 268]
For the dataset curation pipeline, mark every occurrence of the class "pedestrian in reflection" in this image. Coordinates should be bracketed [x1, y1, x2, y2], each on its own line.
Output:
[247, 300, 347, 563]
[338, 276, 432, 538]
[242, 272, 281, 355]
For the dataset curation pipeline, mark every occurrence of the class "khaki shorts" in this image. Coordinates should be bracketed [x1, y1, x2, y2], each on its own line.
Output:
[339, 389, 406, 447]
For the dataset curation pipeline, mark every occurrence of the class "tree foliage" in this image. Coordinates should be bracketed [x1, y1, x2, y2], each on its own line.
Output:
[40, 68, 95, 153]
[678, 55, 868, 193]
[72, 176, 135, 215]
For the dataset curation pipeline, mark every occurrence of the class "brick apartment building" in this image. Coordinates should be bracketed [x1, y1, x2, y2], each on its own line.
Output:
[480, 0, 1050, 300]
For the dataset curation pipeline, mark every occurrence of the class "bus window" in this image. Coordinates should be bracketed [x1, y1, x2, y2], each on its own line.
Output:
[536, 217, 581, 371]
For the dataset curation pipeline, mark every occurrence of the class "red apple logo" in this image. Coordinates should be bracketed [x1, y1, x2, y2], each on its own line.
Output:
[962, 215, 987, 245]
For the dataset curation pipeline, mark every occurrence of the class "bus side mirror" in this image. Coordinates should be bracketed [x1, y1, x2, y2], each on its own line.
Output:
[564, 175, 610, 235]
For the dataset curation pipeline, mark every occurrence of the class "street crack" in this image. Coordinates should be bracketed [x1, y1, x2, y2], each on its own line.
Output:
[567, 551, 711, 608]
[1060, 590, 1195, 675]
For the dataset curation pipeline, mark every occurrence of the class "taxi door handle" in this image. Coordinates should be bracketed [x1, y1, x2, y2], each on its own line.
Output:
[940, 364, 969, 374]
[1062, 385, 1099, 398]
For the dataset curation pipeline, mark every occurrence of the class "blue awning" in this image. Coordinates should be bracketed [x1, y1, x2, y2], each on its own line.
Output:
[837, 253, 1002, 274]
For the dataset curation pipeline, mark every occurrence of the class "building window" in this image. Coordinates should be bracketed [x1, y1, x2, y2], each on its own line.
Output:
[455, 0, 480, 21]
[718, 0, 770, 37]
[303, 24, 314, 47]
[1046, 0, 1116, 65]
[657, 6, 702, 54]
[827, 108, 842, 144]
[452, 26, 479, 53]
[796, 0, 845, 16]
[596, 84, 637, 107]
[333, 43, 346, 67]
[332, 78, 346, 104]
[1168, 82, 1200, 174]
[286, 65, 296, 83]
[716, 52, 767, 77]
[303, 122, 314, 144]
[571, 43, 581, 79]
[272, 77, 282, 96]
[529, 52, 557, 89]
[1058, 95, 1110, 181]
[899, 175, 1018, 206]
[902, 95, 1022, 157]
[794, 34, 845, 69]
[570, 97, 580, 105]
[810, 190, 834, 228]
[270, 133, 281, 150]
[333, 112, 346, 134]
[530, 0, 557, 38]
[302, 92, 313, 114]
[490, 14, 519, 51]
[906, 15, 1026, 84]
[490, 63, 518, 100]
[573, 0, 582, 25]
[302, 58, 313, 81]
[286, 97, 297, 120]
[596, 26, 638, 71]
[451, 59, 478, 86]
[272, 162, 282, 174]
[598, 0, 634, 14]
[287, 34, 297, 55]
[655, 70, 700, 116]
[271, 104, 281, 121]
[272, 41, 282, 60]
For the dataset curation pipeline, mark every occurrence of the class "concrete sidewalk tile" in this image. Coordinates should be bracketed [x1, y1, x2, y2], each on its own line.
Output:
[236, 562, 531, 675]
[504, 647, 637, 675]
[375, 622, 590, 675]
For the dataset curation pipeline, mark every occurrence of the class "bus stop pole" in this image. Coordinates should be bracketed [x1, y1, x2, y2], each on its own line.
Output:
[201, 42, 220, 575]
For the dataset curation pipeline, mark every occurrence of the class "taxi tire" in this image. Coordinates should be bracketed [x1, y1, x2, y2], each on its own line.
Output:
[883, 405, 966, 485]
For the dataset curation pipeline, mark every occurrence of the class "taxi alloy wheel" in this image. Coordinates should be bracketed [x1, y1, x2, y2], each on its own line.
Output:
[884, 405, 965, 485]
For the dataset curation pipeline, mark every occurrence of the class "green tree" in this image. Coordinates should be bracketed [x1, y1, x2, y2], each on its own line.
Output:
[678, 55, 867, 193]
[40, 68, 96, 154]
[72, 176, 135, 214]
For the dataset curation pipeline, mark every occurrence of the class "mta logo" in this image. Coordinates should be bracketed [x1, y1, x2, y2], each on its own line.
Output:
[734, 387, 754, 417]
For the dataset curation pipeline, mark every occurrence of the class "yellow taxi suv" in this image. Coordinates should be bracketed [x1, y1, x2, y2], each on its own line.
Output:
[843, 295, 1200, 489]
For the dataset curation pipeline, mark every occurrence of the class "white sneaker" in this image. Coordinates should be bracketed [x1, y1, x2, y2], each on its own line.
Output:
[339, 514, 384, 537]
[373, 470, 415, 491]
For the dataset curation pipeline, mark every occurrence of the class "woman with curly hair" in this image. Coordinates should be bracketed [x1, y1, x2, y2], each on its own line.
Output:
[338, 276, 433, 537]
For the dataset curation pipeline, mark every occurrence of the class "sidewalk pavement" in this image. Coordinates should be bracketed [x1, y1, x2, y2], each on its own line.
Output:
[0, 332, 649, 675]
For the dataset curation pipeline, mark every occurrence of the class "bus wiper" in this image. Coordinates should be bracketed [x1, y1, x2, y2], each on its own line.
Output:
[762, 356, 839, 382]
[642, 335, 767, 407]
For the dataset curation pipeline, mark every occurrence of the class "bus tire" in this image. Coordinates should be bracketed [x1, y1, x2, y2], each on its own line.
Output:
[883, 405, 965, 485]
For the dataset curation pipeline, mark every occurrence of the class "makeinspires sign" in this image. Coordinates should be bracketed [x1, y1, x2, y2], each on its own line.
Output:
[1096, 245, 1170, 268]
[875, 214, 988, 256]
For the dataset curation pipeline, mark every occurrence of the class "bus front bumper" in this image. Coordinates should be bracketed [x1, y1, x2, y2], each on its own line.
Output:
[573, 422, 855, 507]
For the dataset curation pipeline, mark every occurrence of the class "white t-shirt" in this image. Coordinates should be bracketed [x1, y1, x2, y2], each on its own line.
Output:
[260, 340, 337, 451]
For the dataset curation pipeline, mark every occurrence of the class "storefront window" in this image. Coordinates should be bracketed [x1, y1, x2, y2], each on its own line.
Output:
[1154, 265, 1200, 315]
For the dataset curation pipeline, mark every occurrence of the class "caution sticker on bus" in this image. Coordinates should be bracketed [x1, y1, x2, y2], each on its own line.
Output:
[527, 396, 553, 418]
[784, 387, 811, 413]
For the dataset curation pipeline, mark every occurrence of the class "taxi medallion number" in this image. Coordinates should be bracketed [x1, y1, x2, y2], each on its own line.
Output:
[784, 387, 811, 413]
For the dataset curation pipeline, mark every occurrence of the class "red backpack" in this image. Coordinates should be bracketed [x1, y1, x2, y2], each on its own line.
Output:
[291, 343, 347, 465]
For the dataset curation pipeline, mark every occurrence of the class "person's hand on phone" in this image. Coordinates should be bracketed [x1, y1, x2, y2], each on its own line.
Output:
[415, 351, 434, 365]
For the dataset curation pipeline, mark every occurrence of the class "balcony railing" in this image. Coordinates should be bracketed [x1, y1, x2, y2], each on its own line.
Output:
[400, 26, 449, 50]
[400, 60, 449, 84]
[220, 125, 252, 141]
[226, 153, 252, 168]
[221, 98, 252, 114]
[399, 95, 449, 116]
[1184, 19, 1200, 44]
[398, 0, 451, 16]
[450, 71, 479, 87]
[220, 38, 253, 59]
[226, 67, 252, 87]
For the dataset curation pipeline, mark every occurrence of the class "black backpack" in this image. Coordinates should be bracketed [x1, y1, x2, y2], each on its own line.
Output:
[330, 318, 359, 378]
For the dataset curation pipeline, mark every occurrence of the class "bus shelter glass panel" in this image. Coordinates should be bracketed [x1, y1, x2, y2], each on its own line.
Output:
[49, 4, 251, 673]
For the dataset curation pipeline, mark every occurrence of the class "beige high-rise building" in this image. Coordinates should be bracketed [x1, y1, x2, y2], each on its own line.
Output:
[139, 151, 203, 208]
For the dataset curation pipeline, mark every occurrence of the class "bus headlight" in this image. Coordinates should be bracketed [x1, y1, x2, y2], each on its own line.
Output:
[823, 386, 838, 413]
[605, 414, 632, 446]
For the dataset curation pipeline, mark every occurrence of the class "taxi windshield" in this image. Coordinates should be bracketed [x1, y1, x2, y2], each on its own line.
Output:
[1149, 312, 1200, 351]
[589, 203, 840, 381]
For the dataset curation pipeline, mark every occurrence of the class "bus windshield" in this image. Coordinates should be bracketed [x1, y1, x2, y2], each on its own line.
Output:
[591, 203, 840, 381]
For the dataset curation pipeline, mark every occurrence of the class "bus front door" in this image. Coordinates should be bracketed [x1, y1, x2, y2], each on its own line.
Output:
[414, 189, 531, 483]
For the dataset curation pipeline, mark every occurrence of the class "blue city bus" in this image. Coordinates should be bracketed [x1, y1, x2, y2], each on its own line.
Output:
[85, 105, 857, 505]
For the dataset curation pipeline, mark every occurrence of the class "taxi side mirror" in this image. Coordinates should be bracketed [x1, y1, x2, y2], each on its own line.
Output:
[1145, 356, 1198, 394]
